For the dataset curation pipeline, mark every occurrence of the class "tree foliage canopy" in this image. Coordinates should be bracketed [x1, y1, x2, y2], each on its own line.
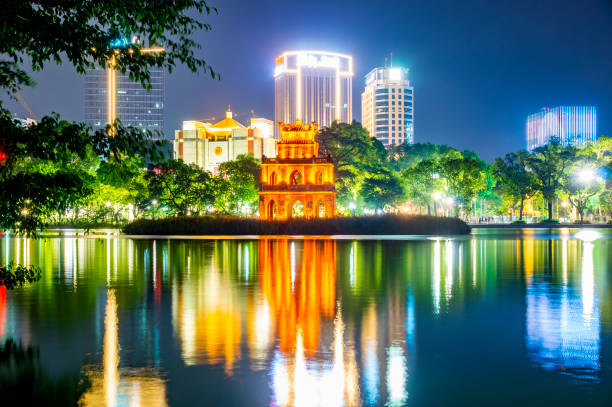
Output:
[1, 0, 218, 92]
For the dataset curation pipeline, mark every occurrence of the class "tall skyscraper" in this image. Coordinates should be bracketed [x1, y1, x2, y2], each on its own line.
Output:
[361, 66, 413, 147]
[84, 67, 164, 135]
[274, 50, 353, 137]
[526, 106, 597, 151]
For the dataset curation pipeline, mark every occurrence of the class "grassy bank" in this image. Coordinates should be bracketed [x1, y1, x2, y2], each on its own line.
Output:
[122, 215, 470, 236]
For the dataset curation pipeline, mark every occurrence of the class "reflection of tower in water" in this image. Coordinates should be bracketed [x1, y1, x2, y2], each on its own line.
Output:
[259, 239, 336, 354]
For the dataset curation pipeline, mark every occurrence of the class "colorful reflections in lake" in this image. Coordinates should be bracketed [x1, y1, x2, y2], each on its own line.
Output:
[0, 229, 610, 405]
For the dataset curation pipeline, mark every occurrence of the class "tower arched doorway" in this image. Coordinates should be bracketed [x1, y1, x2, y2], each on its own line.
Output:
[317, 200, 326, 218]
[290, 170, 302, 185]
[267, 200, 278, 219]
[291, 200, 304, 218]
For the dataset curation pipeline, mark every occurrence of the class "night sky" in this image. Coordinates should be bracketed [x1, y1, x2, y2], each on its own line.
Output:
[2, 0, 611, 161]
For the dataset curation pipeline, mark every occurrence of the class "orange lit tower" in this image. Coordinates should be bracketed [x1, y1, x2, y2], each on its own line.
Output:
[259, 119, 335, 220]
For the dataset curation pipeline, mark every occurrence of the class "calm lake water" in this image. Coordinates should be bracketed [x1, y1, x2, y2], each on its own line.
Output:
[1, 229, 611, 406]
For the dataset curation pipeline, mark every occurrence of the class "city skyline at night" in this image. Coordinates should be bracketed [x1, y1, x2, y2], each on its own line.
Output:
[1, 0, 610, 161]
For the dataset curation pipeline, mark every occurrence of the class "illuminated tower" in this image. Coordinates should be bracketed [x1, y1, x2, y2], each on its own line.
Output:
[526, 106, 597, 150]
[274, 51, 353, 138]
[259, 120, 336, 220]
[361, 66, 413, 147]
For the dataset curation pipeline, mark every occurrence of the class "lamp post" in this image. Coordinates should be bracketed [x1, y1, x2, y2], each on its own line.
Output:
[349, 201, 356, 216]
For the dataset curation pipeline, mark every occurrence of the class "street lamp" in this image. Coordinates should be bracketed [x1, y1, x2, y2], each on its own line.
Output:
[578, 168, 595, 184]
[432, 191, 442, 216]
[349, 201, 356, 216]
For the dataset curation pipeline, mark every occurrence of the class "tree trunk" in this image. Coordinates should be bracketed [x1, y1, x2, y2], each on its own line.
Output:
[519, 197, 524, 221]
[547, 200, 553, 220]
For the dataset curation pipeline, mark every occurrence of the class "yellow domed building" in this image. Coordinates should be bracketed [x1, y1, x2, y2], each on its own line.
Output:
[174, 109, 275, 173]
[258, 120, 336, 220]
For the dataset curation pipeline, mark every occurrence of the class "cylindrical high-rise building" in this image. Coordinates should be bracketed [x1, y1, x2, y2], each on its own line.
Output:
[274, 51, 353, 137]
[361, 66, 413, 147]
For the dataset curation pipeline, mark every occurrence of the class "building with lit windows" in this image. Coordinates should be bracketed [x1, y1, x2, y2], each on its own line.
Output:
[84, 66, 164, 134]
[361, 66, 413, 147]
[274, 50, 353, 138]
[174, 109, 275, 173]
[526, 106, 597, 151]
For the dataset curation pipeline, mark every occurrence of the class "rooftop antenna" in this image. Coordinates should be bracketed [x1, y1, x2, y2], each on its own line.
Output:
[250, 109, 255, 118]
[384, 56, 388, 68]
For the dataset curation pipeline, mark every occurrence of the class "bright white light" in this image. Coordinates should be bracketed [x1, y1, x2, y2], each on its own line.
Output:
[578, 168, 595, 184]
[349, 202, 356, 210]
[152, 199, 158, 205]
[386, 346, 407, 406]
[575, 230, 601, 242]
[388, 68, 402, 81]
[433, 191, 442, 200]
[297, 53, 340, 69]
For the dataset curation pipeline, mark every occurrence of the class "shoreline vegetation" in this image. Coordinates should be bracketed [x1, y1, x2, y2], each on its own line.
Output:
[122, 215, 471, 236]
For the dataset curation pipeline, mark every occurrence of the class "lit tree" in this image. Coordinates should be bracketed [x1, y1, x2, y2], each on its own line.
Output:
[526, 140, 576, 221]
[492, 150, 537, 220]
[145, 160, 216, 216]
[440, 156, 485, 216]
[217, 154, 261, 215]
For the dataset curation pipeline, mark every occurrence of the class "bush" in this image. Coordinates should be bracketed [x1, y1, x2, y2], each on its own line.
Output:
[538, 218, 559, 224]
[511, 220, 526, 224]
[123, 215, 471, 236]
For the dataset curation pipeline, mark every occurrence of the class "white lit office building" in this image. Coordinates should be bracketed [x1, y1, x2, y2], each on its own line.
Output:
[526, 106, 597, 151]
[361, 67, 413, 147]
[274, 50, 353, 137]
[174, 109, 275, 173]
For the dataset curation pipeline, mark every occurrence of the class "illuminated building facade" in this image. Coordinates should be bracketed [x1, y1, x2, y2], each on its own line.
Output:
[84, 66, 164, 134]
[526, 106, 597, 151]
[174, 109, 275, 173]
[259, 120, 336, 220]
[274, 50, 353, 138]
[361, 66, 414, 147]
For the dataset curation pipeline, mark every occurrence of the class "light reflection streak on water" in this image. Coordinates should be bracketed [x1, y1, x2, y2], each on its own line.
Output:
[386, 345, 407, 406]
[562, 235, 568, 284]
[445, 240, 453, 303]
[4, 235, 8, 268]
[290, 241, 296, 290]
[80, 288, 168, 406]
[245, 245, 250, 281]
[582, 243, 594, 318]
[471, 238, 477, 287]
[291, 304, 354, 407]
[433, 240, 441, 315]
[349, 242, 356, 288]
[525, 239, 601, 381]
[362, 304, 379, 406]
[104, 289, 119, 407]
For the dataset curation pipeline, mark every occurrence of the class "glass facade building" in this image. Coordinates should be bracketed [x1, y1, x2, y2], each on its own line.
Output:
[274, 51, 353, 138]
[84, 67, 164, 134]
[361, 67, 413, 147]
[526, 106, 596, 151]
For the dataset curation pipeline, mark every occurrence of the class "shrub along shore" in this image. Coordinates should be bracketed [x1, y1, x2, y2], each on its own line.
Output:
[122, 215, 471, 236]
